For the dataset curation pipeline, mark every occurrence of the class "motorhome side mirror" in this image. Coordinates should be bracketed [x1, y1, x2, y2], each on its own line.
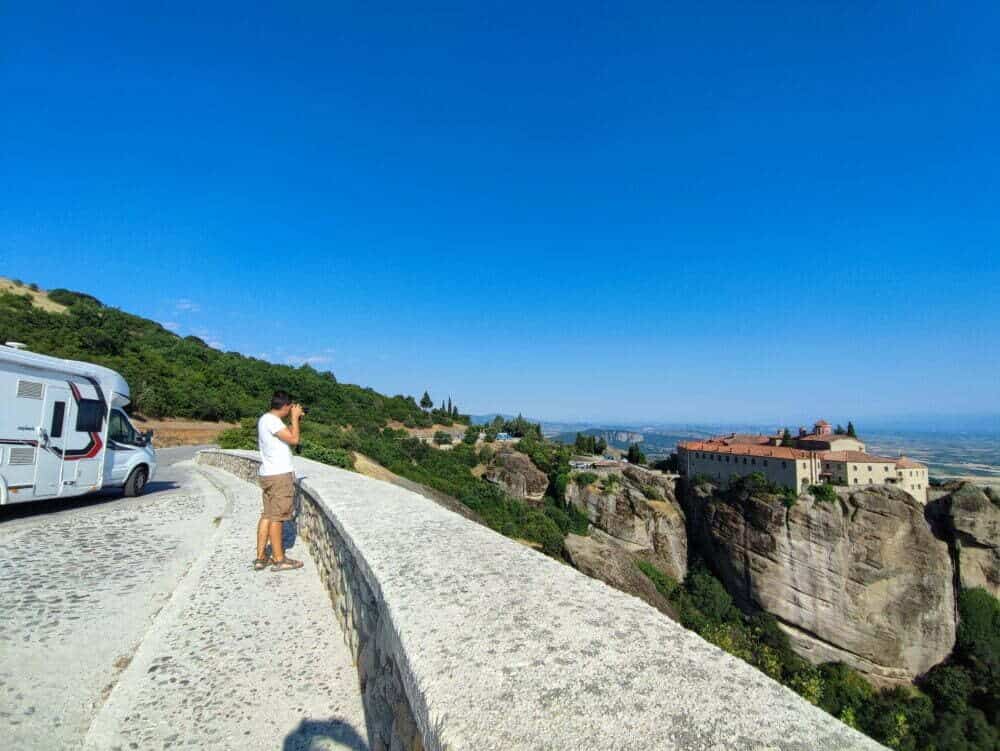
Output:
[144, 429, 154, 444]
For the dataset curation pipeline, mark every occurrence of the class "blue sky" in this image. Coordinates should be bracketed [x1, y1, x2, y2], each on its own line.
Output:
[3, 2, 999, 425]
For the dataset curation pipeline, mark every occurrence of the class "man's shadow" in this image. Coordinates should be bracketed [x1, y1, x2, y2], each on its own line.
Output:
[283, 718, 368, 750]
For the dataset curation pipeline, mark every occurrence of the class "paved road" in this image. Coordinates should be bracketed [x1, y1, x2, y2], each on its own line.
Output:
[1, 447, 366, 750]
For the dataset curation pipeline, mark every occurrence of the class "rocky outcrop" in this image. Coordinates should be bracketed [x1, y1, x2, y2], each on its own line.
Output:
[683, 481, 955, 685]
[484, 448, 549, 505]
[944, 482, 1000, 598]
[564, 530, 678, 620]
[566, 466, 687, 582]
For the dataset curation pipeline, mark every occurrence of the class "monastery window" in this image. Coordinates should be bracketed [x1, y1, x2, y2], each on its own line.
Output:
[751, 459, 756, 465]
[868, 466, 872, 472]
[763, 460, 768, 467]
[781, 461, 787, 468]
[854, 478, 859, 484]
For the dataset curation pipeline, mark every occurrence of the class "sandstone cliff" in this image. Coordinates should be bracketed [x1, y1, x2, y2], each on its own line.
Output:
[564, 530, 679, 620]
[942, 482, 1000, 598]
[683, 480, 955, 684]
[484, 448, 549, 505]
[565, 465, 687, 582]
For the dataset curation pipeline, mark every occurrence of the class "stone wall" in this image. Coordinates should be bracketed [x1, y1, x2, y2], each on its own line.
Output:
[198, 449, 885, 751]
[196, 450, 420, 751]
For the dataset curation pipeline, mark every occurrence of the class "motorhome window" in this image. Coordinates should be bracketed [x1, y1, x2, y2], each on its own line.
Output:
[109, 410, 136, 444]
[51, 402, 66, 438]
[76, 400, 105, 433]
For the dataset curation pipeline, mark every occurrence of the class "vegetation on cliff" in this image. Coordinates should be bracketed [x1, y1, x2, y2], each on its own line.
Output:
[637, 559, 1000, 750]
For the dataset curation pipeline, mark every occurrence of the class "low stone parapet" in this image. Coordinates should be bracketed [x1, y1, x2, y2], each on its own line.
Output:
[197, 449, 884, 751]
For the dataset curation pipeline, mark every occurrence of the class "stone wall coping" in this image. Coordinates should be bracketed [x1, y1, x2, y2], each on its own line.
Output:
[203, 449, 884, 751]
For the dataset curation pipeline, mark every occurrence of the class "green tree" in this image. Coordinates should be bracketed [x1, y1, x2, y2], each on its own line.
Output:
[626, 443, 646, 465]
[420, 391, 433, 410]
[781, 428, 793, 443]
[847, 421, 857, 438]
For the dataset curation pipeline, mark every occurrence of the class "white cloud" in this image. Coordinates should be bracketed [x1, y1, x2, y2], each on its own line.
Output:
[175, 299, 201, 312]
[285, 354, 332, 367]
[206, 339, 226, 351]
[162, 321, 180, 332]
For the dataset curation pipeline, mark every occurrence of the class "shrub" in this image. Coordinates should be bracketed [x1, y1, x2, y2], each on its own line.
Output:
[600, 473, 621, 493]
[685, 568, 735, 622]
[47, 287, 103, 306]
[28, 282, 39, 291]
[652, 454, 680, 473]
[810, 484, 838, 504]
[433, 430, 452, 445]
[12, 278, 23, 286]
[921, 664, 973, 714]
[573, 472, 598, 487]
[636, 560, 680, 599]
[641, 484, 663, 500]
[956, 588, 1000, 671]
[299, 441, 354, 470]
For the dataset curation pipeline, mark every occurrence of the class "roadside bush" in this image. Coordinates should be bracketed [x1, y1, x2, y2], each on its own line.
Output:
[299, 441, 354, 470]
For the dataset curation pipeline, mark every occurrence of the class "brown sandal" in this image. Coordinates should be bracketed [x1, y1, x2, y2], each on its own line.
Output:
[253, 557, 273, 571]
[271, 557, 303, 572]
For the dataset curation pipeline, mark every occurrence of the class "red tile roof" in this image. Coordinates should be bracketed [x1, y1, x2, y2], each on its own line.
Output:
[678, 440, 812, 460]
[818, 451, 895, 463]
[678, 441, 927, 470]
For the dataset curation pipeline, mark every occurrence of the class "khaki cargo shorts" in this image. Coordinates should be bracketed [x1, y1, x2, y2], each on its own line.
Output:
[260, 472, 295, 522]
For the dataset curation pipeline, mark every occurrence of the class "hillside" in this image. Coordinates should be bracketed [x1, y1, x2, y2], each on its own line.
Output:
[0, 279, 446, 429]
[0, 280, 575, 554]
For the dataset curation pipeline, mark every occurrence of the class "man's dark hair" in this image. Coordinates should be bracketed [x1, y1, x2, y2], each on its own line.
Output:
[271, 390, 293, 410]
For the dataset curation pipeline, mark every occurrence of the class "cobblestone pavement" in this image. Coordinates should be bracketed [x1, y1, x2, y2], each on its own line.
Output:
[2, 455, 366, 750]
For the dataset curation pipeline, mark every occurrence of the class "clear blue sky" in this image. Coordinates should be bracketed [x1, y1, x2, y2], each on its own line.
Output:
[3, 2, 999, 425]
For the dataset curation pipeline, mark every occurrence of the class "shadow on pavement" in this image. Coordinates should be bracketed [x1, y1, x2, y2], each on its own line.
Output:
[0, 482, 175, 522]
[143, 480, 180, 495]
[283, 517, 299, 550]
[283, 718, 369, 750]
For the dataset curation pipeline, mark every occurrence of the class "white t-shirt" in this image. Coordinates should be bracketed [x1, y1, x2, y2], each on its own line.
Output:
[258, 413, 294, 476]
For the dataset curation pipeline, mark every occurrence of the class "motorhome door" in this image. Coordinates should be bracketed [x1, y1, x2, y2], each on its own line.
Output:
[35, 385, 70, 497]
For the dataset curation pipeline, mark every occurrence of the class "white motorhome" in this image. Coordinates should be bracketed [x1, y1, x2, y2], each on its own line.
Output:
[0, 344, 157, 505]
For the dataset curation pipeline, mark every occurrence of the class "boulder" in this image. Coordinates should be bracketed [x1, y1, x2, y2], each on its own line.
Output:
[565, 466, 686, 582]
[564, 530, 678, 620]
[684, 481, 955, 685]
[945, 482, 1000, 598]
[484, 449, 549, 505]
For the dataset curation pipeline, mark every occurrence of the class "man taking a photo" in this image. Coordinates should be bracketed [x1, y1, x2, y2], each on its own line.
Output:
[254, 390, 305, 572]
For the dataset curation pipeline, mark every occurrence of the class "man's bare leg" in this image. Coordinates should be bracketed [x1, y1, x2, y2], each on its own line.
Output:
[268, 520, 285, 562]
[256, 517, 271, 561]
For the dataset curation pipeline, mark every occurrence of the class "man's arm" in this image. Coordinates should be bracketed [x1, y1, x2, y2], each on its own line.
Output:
[274, 405, 303, 446]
